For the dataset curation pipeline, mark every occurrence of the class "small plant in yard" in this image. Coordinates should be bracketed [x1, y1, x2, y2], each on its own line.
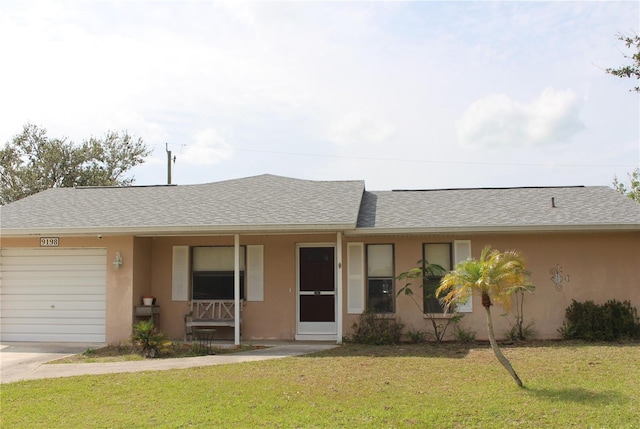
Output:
[454, 324, 476, 343]
[502, 288, 536, 341]
[505, 321, 536, 342]
[405, 328, 428, 344]
[425, 313, 463, 343]
[347, 309, 404, 345]
[396, 259, 462, 342]
[131, 318, 170, 358]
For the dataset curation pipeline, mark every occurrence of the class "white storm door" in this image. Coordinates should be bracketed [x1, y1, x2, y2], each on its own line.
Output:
[296, 245, 336, 336]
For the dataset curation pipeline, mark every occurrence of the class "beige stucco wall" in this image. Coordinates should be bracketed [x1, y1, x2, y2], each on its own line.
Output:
[343, 231, 640, 341]
[132, 237, 153, 306]
[3, 230, 638, 343]
[468, 232, 640, 339]
[149, 230, 640, 342]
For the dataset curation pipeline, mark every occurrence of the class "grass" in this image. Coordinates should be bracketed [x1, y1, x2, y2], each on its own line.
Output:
[51, 343, 261, 364]
[1, 341, 639, 428]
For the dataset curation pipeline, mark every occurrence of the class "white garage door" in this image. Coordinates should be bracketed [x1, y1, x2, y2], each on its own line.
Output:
[0, 248, 107, 342]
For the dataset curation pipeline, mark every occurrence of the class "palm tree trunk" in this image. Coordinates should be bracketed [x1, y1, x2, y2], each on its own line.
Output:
[483, 304, 524, 387]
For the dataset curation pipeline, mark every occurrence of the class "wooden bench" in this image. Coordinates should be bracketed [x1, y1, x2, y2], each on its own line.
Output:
[184, 300, 241, 341]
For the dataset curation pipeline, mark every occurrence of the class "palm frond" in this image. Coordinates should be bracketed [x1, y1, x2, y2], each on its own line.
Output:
[437, 245, 533, 311]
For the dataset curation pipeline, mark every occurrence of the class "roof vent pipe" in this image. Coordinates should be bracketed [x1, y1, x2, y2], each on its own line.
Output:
[551, 197, 556, 208]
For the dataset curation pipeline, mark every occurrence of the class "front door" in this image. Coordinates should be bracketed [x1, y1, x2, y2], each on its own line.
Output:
[297, 245, 336, 336]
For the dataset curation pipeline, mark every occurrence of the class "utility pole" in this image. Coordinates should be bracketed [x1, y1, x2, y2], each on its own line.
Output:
[166, 143, 175, 185]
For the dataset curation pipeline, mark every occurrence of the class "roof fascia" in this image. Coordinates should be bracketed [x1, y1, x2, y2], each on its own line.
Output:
[345, 224, 640, 236]
[0, 223, 357, 238]
[4, 223, 639, 238]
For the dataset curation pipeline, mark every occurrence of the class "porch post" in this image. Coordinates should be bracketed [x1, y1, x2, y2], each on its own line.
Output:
[336, 232, 343, 344]
[234, 234, 240, 345]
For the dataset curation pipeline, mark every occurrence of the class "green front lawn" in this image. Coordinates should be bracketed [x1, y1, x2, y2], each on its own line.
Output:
[2, 342, 638, 428]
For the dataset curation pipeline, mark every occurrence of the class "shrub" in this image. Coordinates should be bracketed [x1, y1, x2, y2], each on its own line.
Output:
[559, 299, 640, 341]
[347, 310, 404, 345]
[602, 299, 640, 339]
[454, 324, 477, 343]
[131, 319, 170, 358]
[406, 329, 428, 344]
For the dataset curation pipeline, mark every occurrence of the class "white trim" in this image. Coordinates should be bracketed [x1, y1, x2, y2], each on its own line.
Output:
[294, 334, 338, 341]
[234, 235, 240, 345]
[0, 223, 360, 237]
[344, 224, 640, 235]
[4, 222, 638, 239]
[336, 232, 343, 344]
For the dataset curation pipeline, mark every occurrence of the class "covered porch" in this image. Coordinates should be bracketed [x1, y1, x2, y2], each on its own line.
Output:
[133, 232, 348, 345]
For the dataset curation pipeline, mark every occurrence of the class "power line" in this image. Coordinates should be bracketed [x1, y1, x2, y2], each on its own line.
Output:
[155, 142, 638, 169]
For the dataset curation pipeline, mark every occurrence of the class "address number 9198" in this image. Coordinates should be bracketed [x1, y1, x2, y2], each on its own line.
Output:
[40, 237, 59, 247]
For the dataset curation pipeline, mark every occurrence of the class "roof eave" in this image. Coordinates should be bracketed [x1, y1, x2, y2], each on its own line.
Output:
[3, 223, 638, 238]
[0, 223, 357, 238]
[346, 224, 640, 235]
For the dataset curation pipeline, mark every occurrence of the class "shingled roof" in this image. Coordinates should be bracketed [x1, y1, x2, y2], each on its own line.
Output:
[0, 175, 365, 235]
[1, 175, 638, 236]
[355, 186, 640, 233]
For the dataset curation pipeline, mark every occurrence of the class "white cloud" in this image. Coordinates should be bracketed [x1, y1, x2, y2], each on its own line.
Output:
[180, 129, 234, 166]
[456, 88, 584, 148]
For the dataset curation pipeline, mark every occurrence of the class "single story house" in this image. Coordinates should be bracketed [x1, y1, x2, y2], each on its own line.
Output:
[1, 174, 638, 344]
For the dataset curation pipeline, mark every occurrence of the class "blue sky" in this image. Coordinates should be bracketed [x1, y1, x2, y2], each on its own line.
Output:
[1, 1, 638, 191]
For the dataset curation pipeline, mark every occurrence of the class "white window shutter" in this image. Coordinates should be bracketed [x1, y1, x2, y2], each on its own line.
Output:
[347, 242, 365, 314]
[172, 246, 189, 301]
[247, 245, 264, 302]
[454, 240, 472, 312]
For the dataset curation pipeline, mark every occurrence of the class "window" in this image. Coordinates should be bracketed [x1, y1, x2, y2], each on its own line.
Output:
[367, 244, 394, 313]
[423, 243, 451, 314]
[192, 246, 246, 300]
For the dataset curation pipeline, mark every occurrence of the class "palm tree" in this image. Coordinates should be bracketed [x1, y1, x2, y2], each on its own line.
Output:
[436, 246, 533, 387]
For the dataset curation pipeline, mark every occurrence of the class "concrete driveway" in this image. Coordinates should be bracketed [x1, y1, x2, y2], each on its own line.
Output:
[0, 342, 105, 384]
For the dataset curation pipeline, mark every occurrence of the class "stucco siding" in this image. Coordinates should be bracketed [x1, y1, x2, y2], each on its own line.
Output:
[3, 230, 638, 343]
[475, 232, 640, 339]
[341, 232, 640, 341]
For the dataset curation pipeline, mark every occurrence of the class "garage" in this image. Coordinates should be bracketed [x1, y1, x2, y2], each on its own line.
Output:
[0, 248, 107, 342]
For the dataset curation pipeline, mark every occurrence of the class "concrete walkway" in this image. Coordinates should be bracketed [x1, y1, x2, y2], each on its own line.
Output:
[0, 342, 337, 384]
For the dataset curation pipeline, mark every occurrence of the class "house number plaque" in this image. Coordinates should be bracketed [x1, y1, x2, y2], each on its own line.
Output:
[40, 237, 59, 247]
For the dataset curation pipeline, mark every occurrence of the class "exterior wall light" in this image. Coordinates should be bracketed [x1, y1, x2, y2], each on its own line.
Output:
[113, 252, 123, 270]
